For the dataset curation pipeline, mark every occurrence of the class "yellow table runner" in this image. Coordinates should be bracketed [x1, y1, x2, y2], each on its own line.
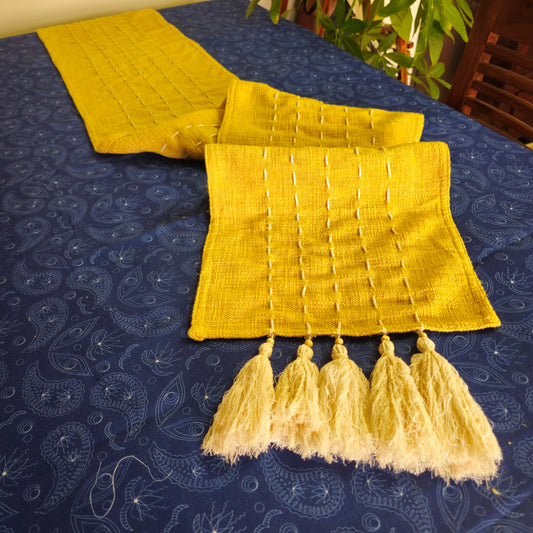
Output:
[219, 79, 425, 148]
[38, 9, 237, 159]
[38, 10, 425, 158]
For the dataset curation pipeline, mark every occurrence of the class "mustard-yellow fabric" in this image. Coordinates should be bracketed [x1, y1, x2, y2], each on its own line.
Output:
[38, 9, 237, 159]
[218, 79, 425, 148]
[189, 143, 500, 340]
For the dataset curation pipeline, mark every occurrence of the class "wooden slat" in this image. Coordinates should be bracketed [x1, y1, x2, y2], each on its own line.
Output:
[447, 0, 506, 110]
[485, 42, 533, 71]
[472, 79, 533, 115]
[466, 96, 533, 139]
[478, 61, 533, 94]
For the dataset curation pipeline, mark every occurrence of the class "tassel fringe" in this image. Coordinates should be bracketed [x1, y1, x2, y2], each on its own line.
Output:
[271, 339, 325, 459]
[202, 337, 275, 464]
[318, 338, 374, 464]
[369, 335, 442, 475]
[410, 332, 502, 483]
[202, 332, 502, 484]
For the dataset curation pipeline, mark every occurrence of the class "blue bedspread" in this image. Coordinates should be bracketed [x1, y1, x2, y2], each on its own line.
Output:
[1, 1, 532, 531]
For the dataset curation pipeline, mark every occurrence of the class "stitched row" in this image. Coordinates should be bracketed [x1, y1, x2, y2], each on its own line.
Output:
[369, 109, 376, 146]
[111, 17, 205, 112]
[68, 24, 141, 130]
[385, 159, 423, 329]
[324, 154, 342, 336]
[102, 18, 182, 120]
[160, 124, 220, 155]
[354, 147, 386, 333]
[263, 148, 275, 336]
[290, 152, 311, 336]
[268, 91, 279, 143]
[128, 14, 221, 107]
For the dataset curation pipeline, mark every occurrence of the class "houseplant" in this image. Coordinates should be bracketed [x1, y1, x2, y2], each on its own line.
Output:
[246, 0, 474, 100]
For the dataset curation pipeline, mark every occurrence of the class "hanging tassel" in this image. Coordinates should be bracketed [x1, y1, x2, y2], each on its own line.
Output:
[317, 337, 374, 464]
[369, 335, 442, 475]
[202, 337, 275, 464]
[271, 339, 325, 459]
[410, 331, 502, 483]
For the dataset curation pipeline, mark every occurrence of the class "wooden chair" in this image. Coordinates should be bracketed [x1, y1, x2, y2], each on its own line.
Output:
[447, 0, 533, 148]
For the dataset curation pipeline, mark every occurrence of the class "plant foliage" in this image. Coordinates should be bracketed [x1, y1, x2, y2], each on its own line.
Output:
[247, 0, 474, 100]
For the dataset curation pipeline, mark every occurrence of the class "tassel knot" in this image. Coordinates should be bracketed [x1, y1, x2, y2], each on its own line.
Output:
[416, 331, 435, 352]
[330, 338, 347, 360]
[378, 335, 395, 356]
[297, 342, 314, 360]
[259, 337, 275, 356]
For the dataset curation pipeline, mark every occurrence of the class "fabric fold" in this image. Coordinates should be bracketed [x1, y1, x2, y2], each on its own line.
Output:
[218, 79, 425, 148]
[38, 9, 237, 159]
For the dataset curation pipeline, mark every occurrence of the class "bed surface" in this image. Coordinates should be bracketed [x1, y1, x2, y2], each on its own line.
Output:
[1, 0, 533, 531]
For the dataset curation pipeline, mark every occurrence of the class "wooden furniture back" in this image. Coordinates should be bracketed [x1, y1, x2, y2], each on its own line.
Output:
[447, 0, 533, 147]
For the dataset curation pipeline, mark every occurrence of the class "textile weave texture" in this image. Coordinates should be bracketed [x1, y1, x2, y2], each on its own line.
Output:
[38, 9, 237, 159]
[219, 79, 425, 147]
[38, 12, 425, 160]
[189, 143, 500, 340]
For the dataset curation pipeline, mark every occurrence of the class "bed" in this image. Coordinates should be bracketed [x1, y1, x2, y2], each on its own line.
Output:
[1, 0, 532, 531]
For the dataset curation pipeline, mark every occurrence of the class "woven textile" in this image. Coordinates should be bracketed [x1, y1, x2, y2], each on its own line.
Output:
[38, 9, 237, 159]
[218, 79, 425, 148]
[189, 142, 500, 340]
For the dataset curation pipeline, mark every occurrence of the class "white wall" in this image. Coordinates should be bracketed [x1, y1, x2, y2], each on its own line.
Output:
[0, 0, 205, 38]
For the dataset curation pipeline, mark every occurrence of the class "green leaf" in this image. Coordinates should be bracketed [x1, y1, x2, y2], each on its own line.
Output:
[429, 61, 445, 77]
[340, 18, 369, 34]
[410, 73, 429, 91]
[377, 0, 416, 18]
[413, 0, 434, 60]
[427, 77, 440, 99]
[340, 34, 365, 60]
[318, 13, 337, 31]
[335, 0, 346, 26]
[440, 0, 468, 41]
[428, 20, 445, 64]
[368, 0, 384, 21]
[390, 8, 413, 41]
[245, 0, 261, 19]
[455, 0, 474, 26]
[386, 51, 413, 68]
[413, 56, 428, 74]
[378, 30, 398, 52]
[269, 0, 282, 23]
[384, 64, 399, 77]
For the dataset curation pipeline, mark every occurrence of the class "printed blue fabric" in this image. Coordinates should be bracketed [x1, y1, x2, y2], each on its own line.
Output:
[0, 0, 532, 531]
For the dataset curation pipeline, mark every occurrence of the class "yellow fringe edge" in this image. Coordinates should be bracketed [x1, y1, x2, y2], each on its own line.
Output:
[201, 333, 502, 484]
[270, 339, 326, 459]
[202, 337, 275, 464]
[318, 337, 374, 464]
[411, 332, 502, 483]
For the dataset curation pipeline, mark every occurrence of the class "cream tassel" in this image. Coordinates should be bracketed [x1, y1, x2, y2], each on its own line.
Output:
[271, 339, 325, 459]
[318, 337, 374, 464]
[369, 335, 442, 475]
[202, 337, 275, 464]
[410, 332, 502, 483]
